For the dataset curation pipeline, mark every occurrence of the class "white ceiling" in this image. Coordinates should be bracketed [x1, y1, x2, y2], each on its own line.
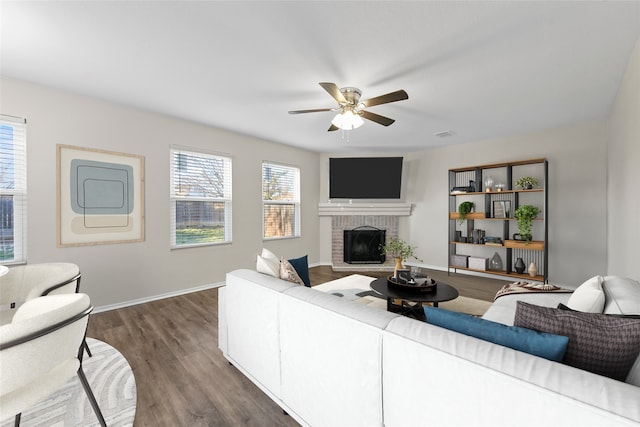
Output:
[2, 1, 639, 153]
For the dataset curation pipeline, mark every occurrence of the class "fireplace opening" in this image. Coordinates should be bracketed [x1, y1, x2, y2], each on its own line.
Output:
[343, 227, 386, 264]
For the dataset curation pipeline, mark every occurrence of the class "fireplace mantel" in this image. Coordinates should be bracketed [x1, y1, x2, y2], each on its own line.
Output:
[318, 202, 412, 216]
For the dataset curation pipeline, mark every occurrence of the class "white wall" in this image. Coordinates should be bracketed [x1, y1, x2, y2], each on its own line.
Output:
[319, 121, 609, 287]
[1, 77, 320, 308]
[608, 36, 640, 281]
[405, 121, 608, 287]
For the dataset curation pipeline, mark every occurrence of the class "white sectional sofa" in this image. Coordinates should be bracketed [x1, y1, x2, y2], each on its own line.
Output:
[218, 269, 640, 427]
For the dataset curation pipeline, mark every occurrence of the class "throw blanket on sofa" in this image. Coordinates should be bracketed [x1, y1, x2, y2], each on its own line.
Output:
[494, 281, 573, 301]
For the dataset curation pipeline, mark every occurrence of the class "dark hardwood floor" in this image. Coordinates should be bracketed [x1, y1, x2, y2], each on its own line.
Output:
[86, 266, 509, 426]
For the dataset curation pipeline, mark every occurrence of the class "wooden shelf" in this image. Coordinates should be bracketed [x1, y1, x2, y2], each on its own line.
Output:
[449, 241, 504, 247]
[450, 188, 543, 195]
[504, 240, 544, 251]
[448, 212, 486, 220]
[448, 265, 544, 282]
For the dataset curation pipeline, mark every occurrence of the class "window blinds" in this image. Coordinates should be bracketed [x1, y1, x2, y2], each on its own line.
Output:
[0, 115, 27, 263]
[262, 162, 300, 239]
[170, 147, 232, 247]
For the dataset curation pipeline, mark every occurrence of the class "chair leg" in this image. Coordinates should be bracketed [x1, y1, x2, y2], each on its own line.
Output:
[14, 413, 20, 427]
[77, 367, 107, 427]
[84, 339, 92, 357]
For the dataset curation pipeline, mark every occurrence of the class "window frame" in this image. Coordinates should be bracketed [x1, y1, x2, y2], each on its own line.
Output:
[169, 146, 232, 249]
[0, 115, 27, 264]
[262, 161, 300, 240]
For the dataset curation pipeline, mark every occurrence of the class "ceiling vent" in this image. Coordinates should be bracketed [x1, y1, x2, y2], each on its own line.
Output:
[435, 130, 455, 138]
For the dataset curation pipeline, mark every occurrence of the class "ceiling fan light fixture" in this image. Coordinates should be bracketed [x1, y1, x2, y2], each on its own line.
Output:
[331, 110, 364, 130]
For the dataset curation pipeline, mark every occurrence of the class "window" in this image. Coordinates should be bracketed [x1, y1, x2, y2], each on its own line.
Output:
[170, 147, 232, 248]
[0, 115, 27, 263]
[262, 162, 300, 239]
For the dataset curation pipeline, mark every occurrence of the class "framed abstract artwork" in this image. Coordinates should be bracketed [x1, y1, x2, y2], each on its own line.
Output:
[57, 145, 145, 247]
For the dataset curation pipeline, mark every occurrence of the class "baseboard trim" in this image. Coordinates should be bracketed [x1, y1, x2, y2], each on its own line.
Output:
[93, 281, 225, 313]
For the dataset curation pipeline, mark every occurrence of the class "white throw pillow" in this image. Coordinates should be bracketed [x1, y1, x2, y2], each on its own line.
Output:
[567, 275, 605, 313]
[256, 248, 280, 277]
[261, 248, 279, 264]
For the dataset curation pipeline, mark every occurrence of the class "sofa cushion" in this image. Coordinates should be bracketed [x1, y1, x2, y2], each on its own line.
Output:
[567, 275, 605, 313]
[280, 258, 304, 286]
[288, 255, 310, 287]
[514, 301, 640, 382]
[424, 306, 568, 362]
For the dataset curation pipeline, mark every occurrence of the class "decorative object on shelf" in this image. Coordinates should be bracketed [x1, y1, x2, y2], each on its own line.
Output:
[492, 200, 511, 218]
[380, 237, 423, 277]
[469, 180, 476, 192]
[528, 262, 538, 277]
[484, 176, 494, 192]
[484, 236, 503, 246]
[515, 257, 526, 274]
[472, 229, 486, 244]
[490, 252, 503, 271]
[515, 176, 538, 190]
[451, 186, 472, 194]
[514, 204, 540, 242]
[495, 183, 505, 192]
[457, 201, 475, 224]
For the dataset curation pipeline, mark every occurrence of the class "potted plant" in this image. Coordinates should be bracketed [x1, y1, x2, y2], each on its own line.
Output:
[514, 204, 540, 242]
[457, 201, 475, 224]
[515, 176, 538, 190]
[379, 237, 423, 274]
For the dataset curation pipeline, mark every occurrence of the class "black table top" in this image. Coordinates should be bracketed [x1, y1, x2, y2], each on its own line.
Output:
[370, 276, 459, 304]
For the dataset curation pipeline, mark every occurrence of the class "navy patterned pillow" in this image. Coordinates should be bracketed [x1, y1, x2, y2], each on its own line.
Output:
[514, 301, 640, 381]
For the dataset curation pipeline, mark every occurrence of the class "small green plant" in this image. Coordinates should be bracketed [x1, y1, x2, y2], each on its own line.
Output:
[514, 205, 540, 242]
[379, 237, 422, 262]
[457, 201, 475, 224]
[515, 176, 538, 190]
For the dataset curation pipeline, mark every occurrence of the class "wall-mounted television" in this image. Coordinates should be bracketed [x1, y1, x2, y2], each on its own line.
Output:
[329, 157, 403, 199]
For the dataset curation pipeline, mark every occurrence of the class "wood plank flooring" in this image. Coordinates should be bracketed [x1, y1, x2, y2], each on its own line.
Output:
[86, 266, 510, 426]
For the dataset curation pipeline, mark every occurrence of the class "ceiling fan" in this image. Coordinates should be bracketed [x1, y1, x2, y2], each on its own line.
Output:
[288, 82, 408, 131]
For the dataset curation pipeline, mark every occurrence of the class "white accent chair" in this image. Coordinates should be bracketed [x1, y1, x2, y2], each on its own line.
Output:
[0, 263, 92, 357]
[0, 263, 82, 324]
[0, 293, 106, 426]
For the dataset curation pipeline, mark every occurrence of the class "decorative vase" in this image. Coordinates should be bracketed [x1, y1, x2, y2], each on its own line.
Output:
[394, 257, 404, 278]
[514, 257, 526, 274]
[484, 176, 494, 192]
[490, 252, 503, 271]
[528, 262, 538, 278]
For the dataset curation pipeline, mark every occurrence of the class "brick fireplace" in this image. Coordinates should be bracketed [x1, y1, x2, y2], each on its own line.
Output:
[319, 202, 412, 271]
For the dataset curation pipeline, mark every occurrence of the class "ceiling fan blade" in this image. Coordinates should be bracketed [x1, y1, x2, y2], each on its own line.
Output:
[361, 110, 395, 127]
[319, 82, 347, 104]
[288, 108, 334, 114]
[328, 124, 339, 132]
[362, 90, 408, 108]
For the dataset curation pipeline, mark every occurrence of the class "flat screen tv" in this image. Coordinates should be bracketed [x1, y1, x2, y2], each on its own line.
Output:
[329, 157, 403, 199]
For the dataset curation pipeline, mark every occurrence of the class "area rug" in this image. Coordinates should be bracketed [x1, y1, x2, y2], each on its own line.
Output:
[0, 338, 136, 427]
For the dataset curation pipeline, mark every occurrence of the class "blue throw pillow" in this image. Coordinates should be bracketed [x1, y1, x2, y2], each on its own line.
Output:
[424, 306, 569, 362]
[288, 255, 310, 287]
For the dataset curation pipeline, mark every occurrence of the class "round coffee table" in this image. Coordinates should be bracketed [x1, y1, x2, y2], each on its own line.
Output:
[370, 277, 459, 320]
